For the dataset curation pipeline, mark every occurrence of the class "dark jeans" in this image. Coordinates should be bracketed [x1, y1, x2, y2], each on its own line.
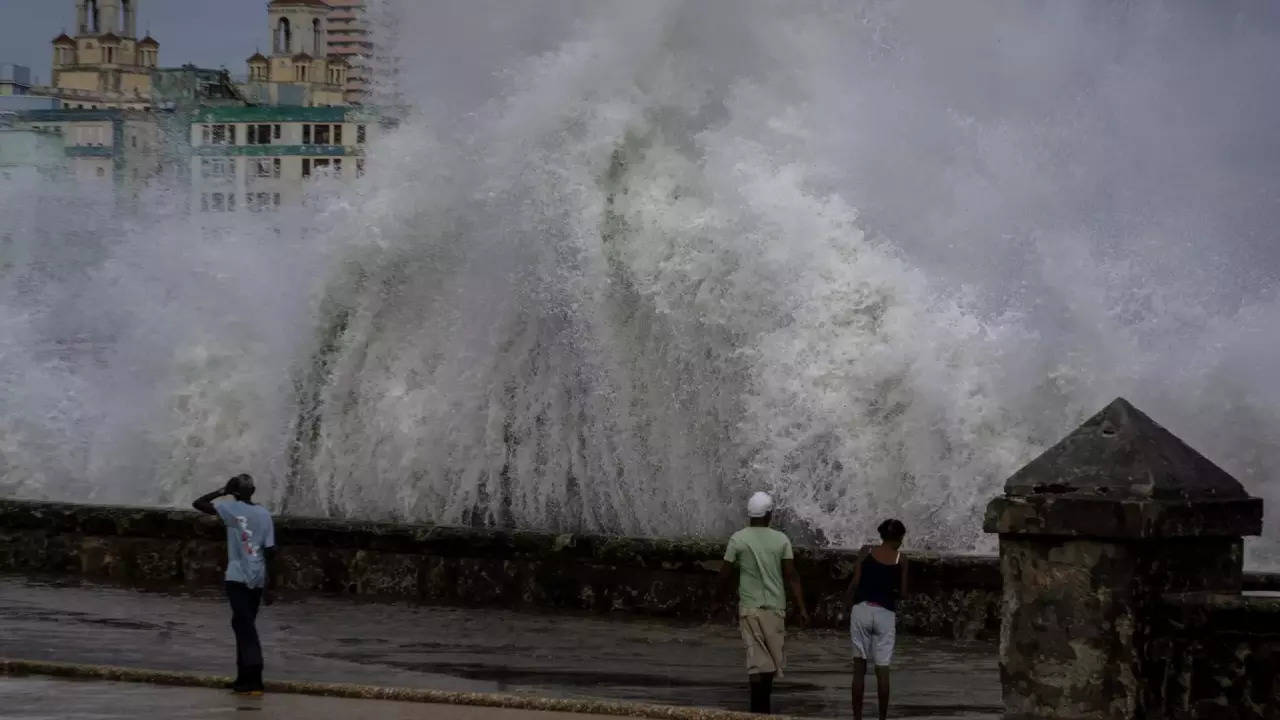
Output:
[225, 581, 263, 686]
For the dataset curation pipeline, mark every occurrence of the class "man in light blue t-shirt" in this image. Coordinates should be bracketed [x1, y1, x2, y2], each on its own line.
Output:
[194, 473, 276, 695]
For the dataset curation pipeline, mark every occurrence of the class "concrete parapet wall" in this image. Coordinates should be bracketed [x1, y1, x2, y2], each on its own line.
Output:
[2, 498, 1275, 641]
[0, 497, 1000, 637]
[1147, 593, 1280, 719]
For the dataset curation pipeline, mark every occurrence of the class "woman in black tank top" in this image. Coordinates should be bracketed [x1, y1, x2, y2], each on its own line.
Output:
[843, 519, 907, 720]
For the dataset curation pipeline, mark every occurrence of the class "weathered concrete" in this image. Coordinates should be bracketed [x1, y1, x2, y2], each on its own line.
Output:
[0, 496, 1000, 638]
[1146, 592, 1280, 720]
[984, 398, 1270, 720]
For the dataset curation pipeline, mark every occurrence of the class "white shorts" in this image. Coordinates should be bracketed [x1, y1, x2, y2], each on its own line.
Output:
[850, 602, 896, 667]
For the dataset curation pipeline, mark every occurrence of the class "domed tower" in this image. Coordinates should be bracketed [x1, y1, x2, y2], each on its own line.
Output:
[52, 0, 154, 107]
[52, 33, 77, 70]
[269, 0, 330, 57]
[75, 0, 135, 35]
[247, 0, 344, 106]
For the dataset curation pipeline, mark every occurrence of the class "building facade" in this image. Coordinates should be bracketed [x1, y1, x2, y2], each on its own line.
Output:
[37, 0, 160, 110]
[239, 0, 348, 108]
[189, 106, 370, 214]
[7, 108, 159, 198]
[0, 126, 65, 180]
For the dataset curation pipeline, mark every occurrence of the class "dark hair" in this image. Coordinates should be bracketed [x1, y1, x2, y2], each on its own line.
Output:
[878, 518, 906, 542]
[229, 473, 255, 498]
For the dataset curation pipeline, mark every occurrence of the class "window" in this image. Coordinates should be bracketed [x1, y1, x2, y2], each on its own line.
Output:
[313, 124, 331, 145]
[273, 124, 281, 140]
[296, 64, 309, 82]
[313, 19, 323, 53]
[356, 158, 365, 178]
[302, 158, 311, 178]
[275, 18, 292, 54]
[131, 135, 137, 148]
[333, 158, 343, 177]
[247, 124, 275, 145]
[251, 158, 281, 179]
[333, 125, 343, 145]
[357, 124, 366, 144]
[302, 124, 311, 144]
[74, 126, 101, 146]
[96, 166, 105, 178]
[202, 192, 238, 213]
[202, 124, 235, 146]
[200, 157, 236, 179]
[247, 192, 280, 213]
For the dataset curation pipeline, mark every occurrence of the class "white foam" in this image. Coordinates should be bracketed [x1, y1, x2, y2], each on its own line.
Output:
[2, 1, 1279, 566]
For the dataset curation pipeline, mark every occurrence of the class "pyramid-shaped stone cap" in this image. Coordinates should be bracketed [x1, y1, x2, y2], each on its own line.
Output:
[1003, 398, 1248, 501]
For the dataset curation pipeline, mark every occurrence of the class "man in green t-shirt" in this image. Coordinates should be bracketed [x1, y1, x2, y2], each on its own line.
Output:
[720, 491, 810, 714]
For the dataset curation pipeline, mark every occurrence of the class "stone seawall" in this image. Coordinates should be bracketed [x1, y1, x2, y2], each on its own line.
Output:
[1146, 592, 1280, 720]
[1, 498, 1275, 640]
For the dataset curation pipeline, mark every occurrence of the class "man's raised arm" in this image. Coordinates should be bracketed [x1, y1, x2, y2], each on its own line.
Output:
[192, 483, 230, 516]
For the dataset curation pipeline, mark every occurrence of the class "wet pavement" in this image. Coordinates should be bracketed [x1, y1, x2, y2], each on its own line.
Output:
[0, 577, 1000, 719]
[0, 676, 638, 720]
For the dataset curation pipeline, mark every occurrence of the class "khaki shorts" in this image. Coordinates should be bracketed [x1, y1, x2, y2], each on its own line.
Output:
[739, 608, 786, 676]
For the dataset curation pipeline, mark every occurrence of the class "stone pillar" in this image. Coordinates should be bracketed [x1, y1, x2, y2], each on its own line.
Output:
[98, 0, 121, 35]
[123, 0, 136, 38]
[984, 398, 1262, 720]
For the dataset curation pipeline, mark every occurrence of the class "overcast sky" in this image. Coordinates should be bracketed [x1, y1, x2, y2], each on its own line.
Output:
[1, 0, 269, 82]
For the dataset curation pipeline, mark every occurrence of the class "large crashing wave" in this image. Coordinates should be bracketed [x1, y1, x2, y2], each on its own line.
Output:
[3, 1, 1280, 561]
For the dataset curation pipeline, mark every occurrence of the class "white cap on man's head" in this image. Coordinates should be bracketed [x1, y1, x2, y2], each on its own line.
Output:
[747, 491, 774, 518]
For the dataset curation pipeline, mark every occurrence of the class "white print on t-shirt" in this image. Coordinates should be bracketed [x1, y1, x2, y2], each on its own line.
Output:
[235, 516, 258, 558]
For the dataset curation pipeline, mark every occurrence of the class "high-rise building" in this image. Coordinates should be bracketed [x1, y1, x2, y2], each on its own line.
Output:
[324, 0, 373, 105]
[0, 64, 34, 96]
[40, 0, 160, 110]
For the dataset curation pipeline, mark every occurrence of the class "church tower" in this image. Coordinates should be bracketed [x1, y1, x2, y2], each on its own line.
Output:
[242, 0, 347, 106]
[51, 0, 157, 108]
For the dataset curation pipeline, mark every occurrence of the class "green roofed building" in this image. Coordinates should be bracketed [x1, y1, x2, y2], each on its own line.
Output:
[189, 105, 373, 214]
